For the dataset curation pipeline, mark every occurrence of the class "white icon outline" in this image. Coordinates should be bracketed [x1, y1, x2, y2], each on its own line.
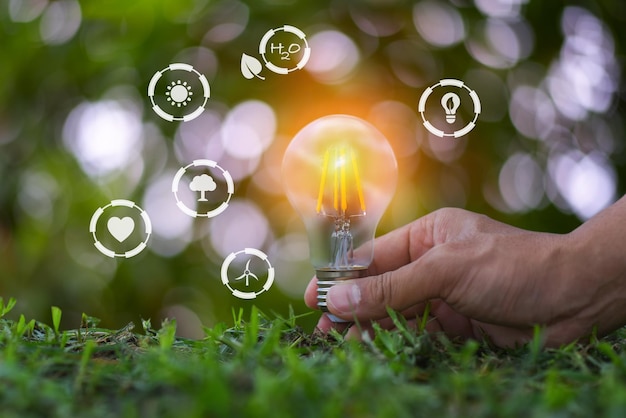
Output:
[233, 259, 258, 287]
[418, 79, 481, 138]
[107, 216, 135, 242]
[172, 159, 234, 218]
[148, 63, 210, 122]
[259, 25, 311, 75]
[221, 248, 275, 300]
[441, 92, 461, 124]
[89, 199, 152, 258]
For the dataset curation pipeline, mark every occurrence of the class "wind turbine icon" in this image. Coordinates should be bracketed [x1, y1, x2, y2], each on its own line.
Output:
[233, 259, 259, 287]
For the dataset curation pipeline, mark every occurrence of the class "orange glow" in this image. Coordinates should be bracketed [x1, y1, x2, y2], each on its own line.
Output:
[351, 149, 366, 213]
[316, 145, 366, 217]
[316, 148, 330, 213]
[333, 147, 339, 211]
[340, 147, 347, 212]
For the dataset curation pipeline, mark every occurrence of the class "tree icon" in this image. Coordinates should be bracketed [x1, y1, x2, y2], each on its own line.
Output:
[189, 174, 217, 201]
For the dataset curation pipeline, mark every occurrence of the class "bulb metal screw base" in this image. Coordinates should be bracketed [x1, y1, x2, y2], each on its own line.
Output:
[316, 268, 367, 322]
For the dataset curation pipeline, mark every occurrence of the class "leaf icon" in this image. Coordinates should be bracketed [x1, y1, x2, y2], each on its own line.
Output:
[241, 53, 265, 80]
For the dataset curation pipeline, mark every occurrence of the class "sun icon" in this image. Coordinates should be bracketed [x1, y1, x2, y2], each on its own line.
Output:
[166, 80, 193, 107]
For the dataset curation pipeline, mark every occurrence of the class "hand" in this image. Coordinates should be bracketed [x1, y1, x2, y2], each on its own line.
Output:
[304, 205, 626, 347]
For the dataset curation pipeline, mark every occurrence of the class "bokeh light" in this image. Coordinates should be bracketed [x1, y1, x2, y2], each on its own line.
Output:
[474, 0, 527, 18]
[206, 199, 271, 258]
[9, 0, 48, 22]
[175, 108, 226, 164]
[413, 1, 465, 48]
[306, 30, 360, 84]
[17, 170, 59, 226]
[143, 172, 194, 257]
[201, 0, 249, 44]
[39, 0, 81, 45]
[268, 232, 310, 297]
[221, 100, 276, 159]
[548, 150, 616, 220]
[63, 97, 144, 180]
[466, 18, 534, 69]
[498, 153, 544, 213]
[173, 47, 219, 82]
[509, 86, 557, 140]
[547, 7, 618, 121]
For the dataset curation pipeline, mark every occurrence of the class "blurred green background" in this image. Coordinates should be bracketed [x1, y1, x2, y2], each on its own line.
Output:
[0, 0, 624, 336]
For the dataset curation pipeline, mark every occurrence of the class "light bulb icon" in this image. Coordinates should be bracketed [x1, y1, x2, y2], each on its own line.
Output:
[282, 115, 398, 321]
[441, 92, 461, 124]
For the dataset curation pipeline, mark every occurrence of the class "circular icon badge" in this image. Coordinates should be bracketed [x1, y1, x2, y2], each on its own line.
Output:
[148, 63, 210, 122]
[221, 248, 275, 299]
[89, 199, 152, 258]
[418, 79, 481, 138]
[259, 25, 311, 74]
[172, 159, 234, 218]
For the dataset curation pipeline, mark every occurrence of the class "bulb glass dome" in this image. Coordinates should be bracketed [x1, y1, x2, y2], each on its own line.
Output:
[282, 115, 398, 273]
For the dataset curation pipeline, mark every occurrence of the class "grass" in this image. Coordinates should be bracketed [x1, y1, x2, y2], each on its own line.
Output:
[1, 297, 626, 418]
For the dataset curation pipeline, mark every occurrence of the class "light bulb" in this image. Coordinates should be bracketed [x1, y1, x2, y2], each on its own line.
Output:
[282, 115, 398, 321]
[441, 92, 461, 124]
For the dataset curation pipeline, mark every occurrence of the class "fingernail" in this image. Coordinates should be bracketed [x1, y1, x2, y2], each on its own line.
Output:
[328, 284, 361, 314]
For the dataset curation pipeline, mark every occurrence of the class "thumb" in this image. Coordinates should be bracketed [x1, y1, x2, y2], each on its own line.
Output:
[326, 246, 459, 321]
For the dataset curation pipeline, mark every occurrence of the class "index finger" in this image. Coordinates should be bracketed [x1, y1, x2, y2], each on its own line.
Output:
[304, 212, 438, 312]
[366, 212, 437, 276]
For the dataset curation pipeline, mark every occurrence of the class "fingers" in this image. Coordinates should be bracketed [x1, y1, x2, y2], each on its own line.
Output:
[313, 304, 441, 340]
[313, 303, 429, 334]
[326, 245, 462, 321]
[313, 299, 535, 348]
[366, 214, 437, 276]
[313, 313, 352, 334]
[306, 209, 474, 320]
[304, 276, 318, 309]
[304, 210, 463, 313]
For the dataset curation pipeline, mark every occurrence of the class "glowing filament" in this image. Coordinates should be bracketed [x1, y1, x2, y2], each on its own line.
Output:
[316, 145, 366, 217]
[316, 150, 330, 214]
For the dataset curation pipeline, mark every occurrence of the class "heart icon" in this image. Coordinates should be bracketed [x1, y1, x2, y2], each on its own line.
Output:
[107, 217, 135, 243]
